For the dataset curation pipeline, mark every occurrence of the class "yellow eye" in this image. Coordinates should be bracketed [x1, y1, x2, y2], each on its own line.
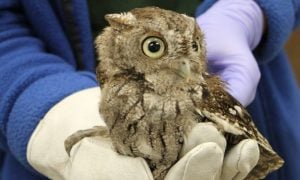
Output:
[142, 36, 165, 59]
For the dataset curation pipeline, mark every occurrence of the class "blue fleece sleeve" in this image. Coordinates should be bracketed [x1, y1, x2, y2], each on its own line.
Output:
[0, 0, 97, 171]
[195, 0, 300, 63]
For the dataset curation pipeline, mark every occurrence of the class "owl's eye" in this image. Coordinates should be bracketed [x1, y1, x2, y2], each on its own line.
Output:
[142, 37, 165, 59]
[192, 41, 198, 51]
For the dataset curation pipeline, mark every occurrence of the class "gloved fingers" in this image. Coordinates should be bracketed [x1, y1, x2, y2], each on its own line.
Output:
[221, 139, 260, 180]
[181, 122, 226, 157]
[66, 137, 154, 180]
[166, 142, 223, 180]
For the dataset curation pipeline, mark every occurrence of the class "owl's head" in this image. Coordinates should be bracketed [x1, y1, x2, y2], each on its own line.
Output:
[96, 7, 207, 89]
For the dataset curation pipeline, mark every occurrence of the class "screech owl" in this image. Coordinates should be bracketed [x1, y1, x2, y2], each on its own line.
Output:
[65, 7, 283, 180]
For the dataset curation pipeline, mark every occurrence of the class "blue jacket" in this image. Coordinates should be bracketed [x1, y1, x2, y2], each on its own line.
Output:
[0, 0, 299, 179]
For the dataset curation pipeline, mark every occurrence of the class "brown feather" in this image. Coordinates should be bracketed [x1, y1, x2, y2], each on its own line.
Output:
[65, 7, 283, 180]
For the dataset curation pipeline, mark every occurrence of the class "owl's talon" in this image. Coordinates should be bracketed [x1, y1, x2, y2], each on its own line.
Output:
[64, 126, 109, 156]
[64, 137, 78, 157]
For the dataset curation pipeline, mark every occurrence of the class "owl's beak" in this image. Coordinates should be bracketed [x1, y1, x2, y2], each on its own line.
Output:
[178, 59, 191, 81]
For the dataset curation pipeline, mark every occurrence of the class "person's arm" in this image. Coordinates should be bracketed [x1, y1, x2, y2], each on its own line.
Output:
[0, 1, 156, 179]
[0, 0, 97, 170]
[196, 0, 300, 63]
[195, 0, 300, 106]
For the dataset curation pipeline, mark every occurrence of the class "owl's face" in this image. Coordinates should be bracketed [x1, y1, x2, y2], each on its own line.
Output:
[96, 7, 206, 89]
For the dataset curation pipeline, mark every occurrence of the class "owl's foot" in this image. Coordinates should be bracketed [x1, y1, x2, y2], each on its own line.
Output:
[152, 164, 172, 180]
[64, 126, 109, 156]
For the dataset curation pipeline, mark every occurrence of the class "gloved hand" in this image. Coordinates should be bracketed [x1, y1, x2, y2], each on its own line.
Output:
[166, 123, 260, 180]
[65, 136, 153, 180]
[27, 87, 259, 180]
[27, 87, 153, 180]
[66, 124, 259, 180]
[196, 0, 264, 106]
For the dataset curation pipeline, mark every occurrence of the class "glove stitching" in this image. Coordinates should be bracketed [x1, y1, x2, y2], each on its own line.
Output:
[182, 149, 198, 180]
[182, 145, 205, 180]
[232, 139, 249, 180]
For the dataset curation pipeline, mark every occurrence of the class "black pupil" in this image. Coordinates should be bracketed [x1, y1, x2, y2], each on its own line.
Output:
[148, 41, 161, 53]
[192, 41, 198, 51]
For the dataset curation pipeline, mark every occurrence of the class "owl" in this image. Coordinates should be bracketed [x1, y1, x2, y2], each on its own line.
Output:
[65, 7, 283, 180]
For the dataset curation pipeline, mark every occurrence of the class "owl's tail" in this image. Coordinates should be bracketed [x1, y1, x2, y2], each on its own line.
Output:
[246, 144, 284, 180]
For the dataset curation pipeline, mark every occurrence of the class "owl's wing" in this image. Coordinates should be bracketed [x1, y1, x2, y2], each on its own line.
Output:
[198, 74, 271, 148]
[197, 74, 285, 179]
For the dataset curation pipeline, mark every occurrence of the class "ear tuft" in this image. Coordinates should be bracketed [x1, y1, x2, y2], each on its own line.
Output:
[105, 12, 137, 27]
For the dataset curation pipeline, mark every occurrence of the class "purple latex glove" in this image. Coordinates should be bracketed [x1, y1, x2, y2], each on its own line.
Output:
[196, 0, 264, 106]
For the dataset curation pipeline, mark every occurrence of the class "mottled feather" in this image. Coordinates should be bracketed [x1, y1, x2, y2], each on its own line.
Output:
[64, 7, 283, 180]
